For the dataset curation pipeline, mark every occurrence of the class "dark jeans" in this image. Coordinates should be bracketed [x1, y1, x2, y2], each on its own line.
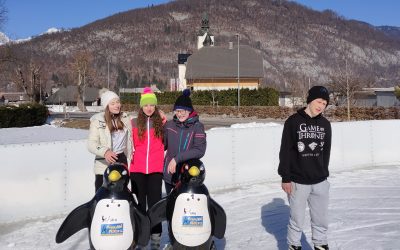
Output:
[130, 172, 163, 234]
[94, 152, 127, 192]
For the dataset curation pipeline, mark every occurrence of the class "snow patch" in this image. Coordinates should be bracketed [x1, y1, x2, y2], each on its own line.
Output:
[170, 12, 190, 21]
[43, 27, 61, 34]
[210, 122, 280, 130]
[0, 125, 88, 145]
[0, 32, 10, 45]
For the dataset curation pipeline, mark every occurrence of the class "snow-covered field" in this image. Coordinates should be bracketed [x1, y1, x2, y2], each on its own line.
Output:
[0, 165, 399, 250]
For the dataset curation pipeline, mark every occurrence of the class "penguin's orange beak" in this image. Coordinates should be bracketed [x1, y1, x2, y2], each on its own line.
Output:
[108, 170, 121, 182]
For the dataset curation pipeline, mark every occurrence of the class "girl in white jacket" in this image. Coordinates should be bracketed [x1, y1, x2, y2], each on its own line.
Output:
[87, 90, 133, 192]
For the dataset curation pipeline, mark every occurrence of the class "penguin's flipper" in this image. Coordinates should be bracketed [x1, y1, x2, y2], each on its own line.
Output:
[132, 207, 150, 246]
[147, 197, 167, 228]
[55, 201, 92, 243]
[209, 197, 227, 239]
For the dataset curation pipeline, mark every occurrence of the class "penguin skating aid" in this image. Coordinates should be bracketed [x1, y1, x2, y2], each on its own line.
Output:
[149, 159, 226, 249]
[55, 163, 150, 249]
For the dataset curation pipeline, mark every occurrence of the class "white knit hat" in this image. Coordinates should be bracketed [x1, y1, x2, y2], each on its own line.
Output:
[100, 90, 119, 109]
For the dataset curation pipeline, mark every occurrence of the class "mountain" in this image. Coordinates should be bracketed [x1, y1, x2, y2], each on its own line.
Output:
[0, 31, 9, 45]
[1, 0, 400, 92]
[376, 26, 400, 41]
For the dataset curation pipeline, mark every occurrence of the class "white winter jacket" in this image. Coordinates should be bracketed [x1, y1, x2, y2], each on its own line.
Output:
[87, 112, 133, 175]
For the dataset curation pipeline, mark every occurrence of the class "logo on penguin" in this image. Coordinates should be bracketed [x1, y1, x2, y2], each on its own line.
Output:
[182, 215, 204, 227]
[101, 223, 124, 236]
[148, 159, 227, 249]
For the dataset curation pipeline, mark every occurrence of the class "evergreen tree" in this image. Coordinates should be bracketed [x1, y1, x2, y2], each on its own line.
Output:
[116, 65, 128, 89]
[395, 86, 400, 100]
[51, 73, 59, 83]
[133, 73, 140, 88]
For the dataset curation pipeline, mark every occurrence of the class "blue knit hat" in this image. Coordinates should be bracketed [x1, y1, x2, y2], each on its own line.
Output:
[174, 89, 193, 111]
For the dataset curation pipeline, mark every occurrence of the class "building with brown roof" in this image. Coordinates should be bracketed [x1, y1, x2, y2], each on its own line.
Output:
[45, 86, 100, 105]
[176, 13, 263, 91]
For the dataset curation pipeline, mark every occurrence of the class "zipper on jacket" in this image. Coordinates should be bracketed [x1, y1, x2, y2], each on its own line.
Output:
[146, 117, 150, 174]
[178, 129, 183, 153]
[183, 133, 190, 150]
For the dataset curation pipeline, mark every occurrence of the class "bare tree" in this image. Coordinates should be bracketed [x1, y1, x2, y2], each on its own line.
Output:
[283, 71, 311, 108]
[328, 39, 368, 120]
[12, 59, 43, 102]
[328, 59, 375, 120]
[71, 50, 93, 112]
[1, 46, 44, 102]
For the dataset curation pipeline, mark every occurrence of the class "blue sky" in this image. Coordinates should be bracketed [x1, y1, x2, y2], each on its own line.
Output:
[294, 0, 399, 27]
[2, 0, 399, 39]
[2, 0, 170, 39]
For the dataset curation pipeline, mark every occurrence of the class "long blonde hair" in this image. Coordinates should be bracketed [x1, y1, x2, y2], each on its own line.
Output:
[137, 106, 163, 140]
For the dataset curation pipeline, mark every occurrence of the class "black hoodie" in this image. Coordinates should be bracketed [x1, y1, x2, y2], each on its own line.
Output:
[278, 108, 332, 185]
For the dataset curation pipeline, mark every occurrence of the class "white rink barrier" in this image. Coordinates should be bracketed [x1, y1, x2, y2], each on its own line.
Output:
[0, 140, 93, 223]
[1, 120, 400, 223]
[203, 120, 400, 189]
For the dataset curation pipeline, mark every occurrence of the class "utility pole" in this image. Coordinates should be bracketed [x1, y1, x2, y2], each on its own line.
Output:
[107, 57, 110, 89]
[346, 59, 350, 121]
[236, 34, 240, 111]
[39, 77, 42, 104]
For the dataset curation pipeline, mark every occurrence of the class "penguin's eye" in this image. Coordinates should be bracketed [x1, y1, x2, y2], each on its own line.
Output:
[122, 170, 127, 175]
[107, 169, 110, 174]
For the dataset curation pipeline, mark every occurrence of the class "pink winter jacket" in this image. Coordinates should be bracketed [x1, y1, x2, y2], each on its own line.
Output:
[130, 117, 164, 174]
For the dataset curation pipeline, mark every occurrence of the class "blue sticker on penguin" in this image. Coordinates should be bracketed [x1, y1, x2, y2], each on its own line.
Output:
[182, 216, 203, 227]
[100, 223, 123, 236]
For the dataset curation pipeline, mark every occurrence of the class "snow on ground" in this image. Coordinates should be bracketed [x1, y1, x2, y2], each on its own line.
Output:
[46, 105, 103, 113]
[210, 122, 281, 130]
[0, 165, 399, 250]
[0, 125, 88, 145]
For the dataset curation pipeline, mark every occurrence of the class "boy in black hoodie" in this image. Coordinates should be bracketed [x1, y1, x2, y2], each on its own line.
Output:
[278, 86, 332, 250]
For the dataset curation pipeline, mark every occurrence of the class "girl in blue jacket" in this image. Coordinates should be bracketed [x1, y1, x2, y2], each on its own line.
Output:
[163, 89, 207, 194]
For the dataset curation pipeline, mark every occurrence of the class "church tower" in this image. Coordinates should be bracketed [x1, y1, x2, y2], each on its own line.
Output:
[197, 13, 214, 50]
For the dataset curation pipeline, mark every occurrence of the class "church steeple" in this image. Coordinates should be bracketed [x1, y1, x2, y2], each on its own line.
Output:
[203, 33, 213, 47]
[197, 12, 214, 50]
[199, 12, 210, 36]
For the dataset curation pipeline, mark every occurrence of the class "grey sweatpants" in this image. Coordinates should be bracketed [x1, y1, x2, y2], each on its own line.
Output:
[287, 180, 330, 247]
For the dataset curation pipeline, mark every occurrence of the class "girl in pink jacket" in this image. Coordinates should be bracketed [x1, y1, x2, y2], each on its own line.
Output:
[130, 87, 164, 250]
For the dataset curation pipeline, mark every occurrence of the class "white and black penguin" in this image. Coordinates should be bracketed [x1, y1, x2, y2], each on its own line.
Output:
[56, 163, 150, 250]
[149, 159, 226, 250]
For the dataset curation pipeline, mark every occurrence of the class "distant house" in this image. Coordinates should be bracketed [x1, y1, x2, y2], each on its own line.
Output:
[45, 86, 100, 106]
[352, 90, 376, 107]
[374, 88, 400, 107]
[0, 92, 29, 104]
[339, 87, 400, 107]
[279, 91, 304, 107]
[177, 13, 263, 91]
